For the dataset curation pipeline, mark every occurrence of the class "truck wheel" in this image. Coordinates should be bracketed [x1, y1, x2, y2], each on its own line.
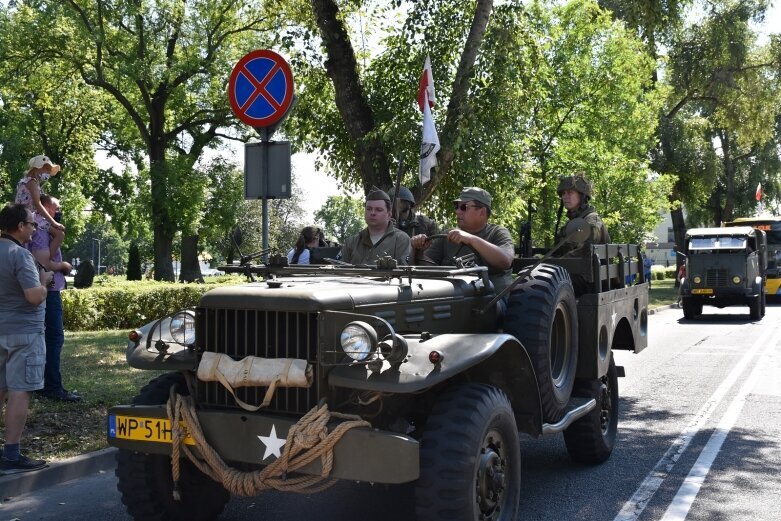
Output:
[503, 263, 578, 422]
[761, 290, 766, 316]
[681, 297, 702, 319]
[749, 293, 762, 320]
[115, 373, 230, 521]
[563, 355, 618, 464]
[415, 383, 521, 521]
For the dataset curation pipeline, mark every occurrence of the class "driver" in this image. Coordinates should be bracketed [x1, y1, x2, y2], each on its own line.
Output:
[411, 187, 514, 293]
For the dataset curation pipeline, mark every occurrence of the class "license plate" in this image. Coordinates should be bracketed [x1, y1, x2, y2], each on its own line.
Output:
[108, 415, 195, 445]
[692, 288, 713, 295]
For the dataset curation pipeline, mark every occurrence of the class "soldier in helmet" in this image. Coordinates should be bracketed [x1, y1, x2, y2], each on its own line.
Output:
[554, 173, 610, 294]
[389, 186, 439, 265]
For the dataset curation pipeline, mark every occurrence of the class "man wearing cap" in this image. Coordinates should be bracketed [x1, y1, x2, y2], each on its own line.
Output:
[389, 186, 439, 264]
[338, 188, 411, 265]
[0, 203, 53, 473]
[411, 187, 514, 293]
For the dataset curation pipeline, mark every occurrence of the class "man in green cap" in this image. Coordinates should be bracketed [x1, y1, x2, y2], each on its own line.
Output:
[411, 187, 514, 293]
[554, 173, 610, 294]
[339, 187, 411, 265]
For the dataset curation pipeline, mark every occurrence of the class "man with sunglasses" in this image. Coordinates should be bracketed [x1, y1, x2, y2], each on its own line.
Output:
[411, 187, 514, 293]
[339, 187, 410, 265]
[0, 203, 54, 473]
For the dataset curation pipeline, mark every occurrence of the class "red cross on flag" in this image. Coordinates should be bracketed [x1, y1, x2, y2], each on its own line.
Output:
[418, 56, 440, 185]
[756, 182, 762, 202]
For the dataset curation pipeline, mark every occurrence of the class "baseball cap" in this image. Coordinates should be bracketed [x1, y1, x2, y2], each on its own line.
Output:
[27, 155, 61, 175]
[454, 187, 492, 209]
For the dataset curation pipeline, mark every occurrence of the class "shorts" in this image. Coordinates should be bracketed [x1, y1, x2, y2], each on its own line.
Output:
[0, 332, 46, 392]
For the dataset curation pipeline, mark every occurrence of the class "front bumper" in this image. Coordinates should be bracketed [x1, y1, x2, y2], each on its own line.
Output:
[107, 405, 419, 484]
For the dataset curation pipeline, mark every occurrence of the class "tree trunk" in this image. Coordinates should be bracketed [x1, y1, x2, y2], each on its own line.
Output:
[179, 234, 204, 283]
[150, 141, 175, 281]
[720, 131, 736, 224]
[670, 204, 686, 287]
[311, 0, 390, 192]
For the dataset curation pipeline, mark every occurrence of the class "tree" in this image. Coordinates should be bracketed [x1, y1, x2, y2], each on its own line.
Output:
[5, 1, 275, 280]
[127, 242, 142, 281]
[314, 196, 364, 245]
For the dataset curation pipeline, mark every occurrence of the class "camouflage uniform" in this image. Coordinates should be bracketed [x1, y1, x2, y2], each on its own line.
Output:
[555, 204, 610, 257]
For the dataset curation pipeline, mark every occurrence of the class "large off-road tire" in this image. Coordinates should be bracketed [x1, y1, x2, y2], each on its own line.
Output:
[115, 373, 230, 521]
[749, 292, 762, 320]
[415, 384, 521, 521]
[681, 297, 703, 319]
[503, 263, 578, 422]
[563, 355, 619, 464]
[761, 289, 766, 317]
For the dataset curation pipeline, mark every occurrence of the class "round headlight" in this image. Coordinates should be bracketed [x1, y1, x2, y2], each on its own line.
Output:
[693, 276, 702, 284]
[340, 321, 377, 361]
[170, 312, 195, 345]
[732, 276, 742, 284]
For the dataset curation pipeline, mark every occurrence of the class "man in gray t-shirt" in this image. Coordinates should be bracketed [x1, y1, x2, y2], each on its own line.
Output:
[411, 187, 514, 293]
[0, 203, 53, 473]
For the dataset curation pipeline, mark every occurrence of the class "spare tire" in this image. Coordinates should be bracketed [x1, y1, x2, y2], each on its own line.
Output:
[504, 263, 578, 423]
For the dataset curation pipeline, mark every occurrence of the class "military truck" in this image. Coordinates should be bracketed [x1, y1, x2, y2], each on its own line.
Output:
[679, 226, 767, 320]
[107, 220, 649, 521]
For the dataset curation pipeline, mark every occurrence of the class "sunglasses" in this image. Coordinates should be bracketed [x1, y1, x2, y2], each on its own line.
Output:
[453, 203, 482, 212]
[24, 221, 39, 229]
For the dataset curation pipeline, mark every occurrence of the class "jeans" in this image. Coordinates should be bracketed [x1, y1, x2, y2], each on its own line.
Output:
[43, 291, 64, 393]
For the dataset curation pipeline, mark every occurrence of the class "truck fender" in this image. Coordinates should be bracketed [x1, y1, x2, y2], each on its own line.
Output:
[328, 333, 544, 436]
[126, 311, 198, 370]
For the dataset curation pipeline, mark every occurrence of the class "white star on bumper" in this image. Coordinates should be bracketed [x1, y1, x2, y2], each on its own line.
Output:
[258, 424, 286, 461]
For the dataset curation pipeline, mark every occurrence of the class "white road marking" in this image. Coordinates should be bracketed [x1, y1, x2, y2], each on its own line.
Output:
[659, 330, 781, 521]
[613, 326, 777, 521]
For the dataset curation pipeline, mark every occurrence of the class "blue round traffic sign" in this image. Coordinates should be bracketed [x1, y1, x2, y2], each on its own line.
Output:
[228, 50, 294, 128]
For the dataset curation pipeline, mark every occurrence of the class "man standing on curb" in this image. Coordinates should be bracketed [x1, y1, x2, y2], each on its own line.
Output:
[0, 203, 53, 473]
[30, 195, 80, 402]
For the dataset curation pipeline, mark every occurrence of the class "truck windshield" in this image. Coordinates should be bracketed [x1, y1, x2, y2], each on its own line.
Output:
[689, 237, 747, 250]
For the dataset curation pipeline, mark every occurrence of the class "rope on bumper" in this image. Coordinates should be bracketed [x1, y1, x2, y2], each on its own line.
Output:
[166, 382, 371, 498]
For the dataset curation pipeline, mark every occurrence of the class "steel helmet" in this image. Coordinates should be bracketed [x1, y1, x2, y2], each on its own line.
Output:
[557, 173, 592, 197]
[389, 186, 416, 205]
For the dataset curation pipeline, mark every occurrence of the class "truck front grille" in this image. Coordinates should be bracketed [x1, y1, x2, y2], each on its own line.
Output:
[195, 307, 319, 415]
[706, 268, 728, 287]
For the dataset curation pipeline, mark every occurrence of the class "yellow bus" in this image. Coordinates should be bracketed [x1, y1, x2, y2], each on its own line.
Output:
[724, 217, 781, 295]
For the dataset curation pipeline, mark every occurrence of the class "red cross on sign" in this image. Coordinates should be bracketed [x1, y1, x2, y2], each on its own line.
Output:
[228, 50, 294, 128]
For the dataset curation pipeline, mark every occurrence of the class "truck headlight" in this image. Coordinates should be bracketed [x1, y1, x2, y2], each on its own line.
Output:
[169, 311, 195, 345]
[732, 276, 742, 284]
[340, 321, 377, 361]
[693, 276, 702, 284]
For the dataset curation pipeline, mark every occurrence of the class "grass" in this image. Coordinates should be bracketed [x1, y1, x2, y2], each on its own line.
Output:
[4, 330, 163, 462]
[5, 281, 680, 464]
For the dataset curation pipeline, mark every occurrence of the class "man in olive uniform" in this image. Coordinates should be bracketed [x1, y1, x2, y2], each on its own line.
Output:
[411, 187, 514, 293]
[339, 188, 410, 265]
[554, 173, 610, 294]
[389, 186, 439, 265]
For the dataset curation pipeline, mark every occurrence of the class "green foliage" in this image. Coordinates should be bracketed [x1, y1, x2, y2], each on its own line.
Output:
[61, 276, 243, 331]
[314, 195, 364, 244]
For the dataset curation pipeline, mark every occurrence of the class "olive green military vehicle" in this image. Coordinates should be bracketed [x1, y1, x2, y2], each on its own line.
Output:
[679, 226, 767, 320]
[107, 221, 649, 521]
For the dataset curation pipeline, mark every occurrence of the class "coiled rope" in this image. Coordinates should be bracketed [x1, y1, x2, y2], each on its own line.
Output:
[165, 380, 371, 499]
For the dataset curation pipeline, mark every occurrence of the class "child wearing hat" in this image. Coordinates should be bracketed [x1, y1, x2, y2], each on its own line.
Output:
[15, 155, 65, 259]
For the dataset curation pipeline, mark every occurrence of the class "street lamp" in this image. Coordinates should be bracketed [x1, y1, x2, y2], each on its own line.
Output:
[92, 238, 102, 275]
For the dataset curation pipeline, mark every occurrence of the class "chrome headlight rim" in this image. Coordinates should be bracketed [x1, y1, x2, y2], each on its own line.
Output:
[340, 321, 378, 361]
[169, 310, 196, 345]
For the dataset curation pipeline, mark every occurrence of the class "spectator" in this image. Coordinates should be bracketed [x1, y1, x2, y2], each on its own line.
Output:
[287, 226, 321, 265]
[339, 188, 410, 265]
[30, 196, 80, 402]
[0, 203, 53, 473]
[643, 253, 653, 288]
[15, 155, 65, 261]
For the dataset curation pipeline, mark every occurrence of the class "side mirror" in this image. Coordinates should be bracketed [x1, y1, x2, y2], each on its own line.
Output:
[563, 218, 591, 244]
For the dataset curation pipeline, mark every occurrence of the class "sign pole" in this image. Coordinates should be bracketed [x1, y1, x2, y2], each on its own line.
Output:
[261, 127, 271, 264]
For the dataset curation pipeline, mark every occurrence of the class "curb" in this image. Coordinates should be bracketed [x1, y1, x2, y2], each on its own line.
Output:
[0, 447, 117, 499]
[649, 303, 680, 315]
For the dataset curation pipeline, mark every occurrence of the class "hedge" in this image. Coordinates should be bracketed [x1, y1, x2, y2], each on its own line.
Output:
[650, 266, 678, 280]
[62, 275, 243, 331]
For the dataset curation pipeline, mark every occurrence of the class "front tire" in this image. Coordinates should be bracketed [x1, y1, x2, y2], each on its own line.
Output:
[749, 292, 762, 320]
[504, 263, 578, 422]
[681, 297, 702, 319]
[563, 355, 619, 464]
[415, 384, 521, 521]
[115, 373, 230, 521]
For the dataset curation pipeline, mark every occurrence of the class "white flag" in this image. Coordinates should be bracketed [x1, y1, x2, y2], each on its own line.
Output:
[418, 56, 440, 185]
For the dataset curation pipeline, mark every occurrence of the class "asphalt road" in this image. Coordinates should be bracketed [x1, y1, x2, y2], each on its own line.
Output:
[3, 302, 781, 521]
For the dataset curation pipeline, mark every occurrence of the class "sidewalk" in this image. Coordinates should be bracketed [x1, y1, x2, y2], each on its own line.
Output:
[0, 447, 117, 499]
